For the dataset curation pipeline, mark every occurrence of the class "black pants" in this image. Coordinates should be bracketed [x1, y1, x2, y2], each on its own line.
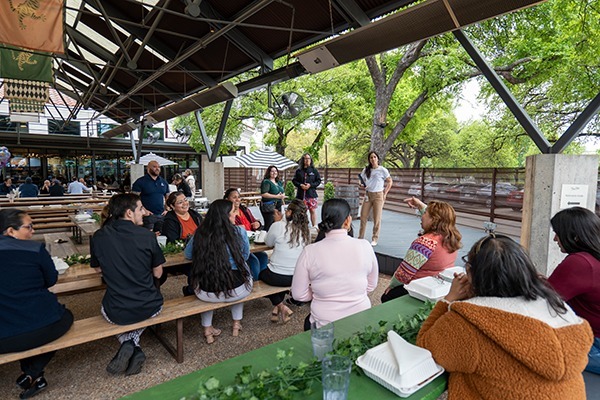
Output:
[380, 285, 408, 303]
[0, 309, 74, 378]
[260, 202, 281, 232]
[258, 268, 292, 306]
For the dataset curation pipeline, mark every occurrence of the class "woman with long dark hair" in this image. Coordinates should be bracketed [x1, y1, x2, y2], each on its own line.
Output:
[259, 199, 310, 323]
[381, 196, 462, 302]
[417, 234, 592, 399]
[548, 206, 600, 374]
[292, 153, 321, 227]
[358, 151, 392, 246]
[292, 198, 378, 330]
[0, 209, 74, 398]
[184, 199, 253, 344]
[260, 165, 285, 231]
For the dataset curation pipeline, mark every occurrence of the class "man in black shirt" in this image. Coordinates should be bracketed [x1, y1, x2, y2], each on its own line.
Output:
[90, 193, 165, 375]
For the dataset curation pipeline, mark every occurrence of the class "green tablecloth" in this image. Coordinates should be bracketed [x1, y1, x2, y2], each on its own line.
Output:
[123, 296, 447, 399]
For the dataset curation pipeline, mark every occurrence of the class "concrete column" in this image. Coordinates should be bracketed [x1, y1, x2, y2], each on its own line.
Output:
[200, 154, 224, 202]
[521, 154, 598, 276]
[130, 164, 145, 189]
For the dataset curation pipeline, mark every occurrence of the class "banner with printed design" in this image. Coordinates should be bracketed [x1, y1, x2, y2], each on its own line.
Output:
[0, 0, 65, 54]
[0, 46, 53, 82]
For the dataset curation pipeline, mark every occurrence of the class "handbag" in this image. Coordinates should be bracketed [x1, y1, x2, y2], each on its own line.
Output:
[260, 201, 275, 213]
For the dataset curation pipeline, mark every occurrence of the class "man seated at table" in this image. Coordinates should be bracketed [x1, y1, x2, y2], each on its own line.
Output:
[132, 160, 170, 232]
[90, 193, 165, 376]
[19, 177, 39, 198]
[0, 177, 17, 195]
[68, 177, 92, 194]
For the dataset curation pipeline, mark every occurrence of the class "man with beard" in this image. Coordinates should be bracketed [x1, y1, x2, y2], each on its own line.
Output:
[132, 160, 170, 231]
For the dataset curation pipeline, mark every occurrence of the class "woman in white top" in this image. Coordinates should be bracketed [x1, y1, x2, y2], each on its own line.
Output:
[358, 151, 392, 246]
[259, 199, 310, 323]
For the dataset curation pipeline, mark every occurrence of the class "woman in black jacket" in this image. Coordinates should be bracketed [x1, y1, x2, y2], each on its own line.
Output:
[292, 153, 321, 227]
[161, 192, 202, 243]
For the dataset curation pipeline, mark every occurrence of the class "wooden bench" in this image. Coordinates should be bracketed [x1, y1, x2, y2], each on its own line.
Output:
[0, 282, 288, 365]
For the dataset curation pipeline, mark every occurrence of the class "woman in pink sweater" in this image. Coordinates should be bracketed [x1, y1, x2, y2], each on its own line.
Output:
[291, 199, 379, 330]
[382, 197, 462, 302]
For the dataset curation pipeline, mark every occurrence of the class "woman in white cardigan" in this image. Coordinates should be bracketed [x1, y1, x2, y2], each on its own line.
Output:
[259, 199, 311, 323]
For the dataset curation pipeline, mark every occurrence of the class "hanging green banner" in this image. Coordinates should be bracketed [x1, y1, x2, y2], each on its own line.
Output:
[0, 45, 53, 82]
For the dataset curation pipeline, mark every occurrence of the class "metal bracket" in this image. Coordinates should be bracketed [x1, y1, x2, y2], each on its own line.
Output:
[194, 99, 233, 162]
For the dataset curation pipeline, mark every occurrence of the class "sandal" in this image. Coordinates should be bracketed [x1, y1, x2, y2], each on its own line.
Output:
[204, 326, 222, 344]
[270, 307, 279, 323]
[232, 320, 242, 337]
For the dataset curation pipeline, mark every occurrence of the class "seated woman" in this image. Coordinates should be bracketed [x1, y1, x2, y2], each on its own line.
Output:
[292, 198, 379, 330]
[224, 188, 268, 280]
[184, 199, 253, 343]
[417, 234, 593, 399]
[161, 192, 203, 295]
[548, 207, 600, 375]
[39, 180, 51, 195]
[162, 192, 202, 243]
[0, 209, 74, 399]
[381, 197, 461, 303]
[258, 199, 310, 324]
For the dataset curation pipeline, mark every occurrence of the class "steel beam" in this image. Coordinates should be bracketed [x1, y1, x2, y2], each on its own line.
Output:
[333, 0, 370, 27]
[453, 29, 551, 154]
[211, 100, 233, 162]
[551, 91, 600, 154]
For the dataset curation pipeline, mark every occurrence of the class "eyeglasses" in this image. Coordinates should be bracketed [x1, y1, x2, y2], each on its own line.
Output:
[19, 224, 34, 231]
[175, 200, 187, 205]
[461, 255, 469, 265]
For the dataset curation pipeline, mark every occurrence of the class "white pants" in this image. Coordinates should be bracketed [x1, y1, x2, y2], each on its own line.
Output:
[196, 281, 253, 327]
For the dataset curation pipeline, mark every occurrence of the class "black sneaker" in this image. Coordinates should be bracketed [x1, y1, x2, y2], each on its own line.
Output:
[106, 340, 135, 375]
[19, 376, 47, 399]
[16, 374, 32, 390]
[125, 347, 146, 376]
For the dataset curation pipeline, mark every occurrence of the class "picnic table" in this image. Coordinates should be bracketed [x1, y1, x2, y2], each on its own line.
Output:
[49, 242, 273, 295]
[122, 295, 447, 400]
[69, 214, 101, 243]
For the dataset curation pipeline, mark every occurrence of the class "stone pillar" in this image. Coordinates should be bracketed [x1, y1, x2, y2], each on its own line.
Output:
[200, 154, 224, 202]
[130, 164, 145, 189]
[521, 154, 598, 276]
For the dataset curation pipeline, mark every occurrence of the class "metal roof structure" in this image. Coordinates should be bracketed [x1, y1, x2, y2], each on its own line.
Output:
[52, 0, 546, 127]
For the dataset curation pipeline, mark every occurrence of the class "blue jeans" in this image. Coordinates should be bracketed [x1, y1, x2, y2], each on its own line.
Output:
[586, 337, 600, 374]
[247, 252, 269, 280]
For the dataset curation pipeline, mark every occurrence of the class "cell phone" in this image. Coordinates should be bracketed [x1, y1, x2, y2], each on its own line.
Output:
[357, 174, 366, 186]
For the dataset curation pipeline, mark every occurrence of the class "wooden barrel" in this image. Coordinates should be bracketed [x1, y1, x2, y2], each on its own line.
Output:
[335, 184, 360, 218]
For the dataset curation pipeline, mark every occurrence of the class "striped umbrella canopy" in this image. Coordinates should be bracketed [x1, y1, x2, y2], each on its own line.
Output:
[234, 149, 297, 170]
[130, 152, 178, 166]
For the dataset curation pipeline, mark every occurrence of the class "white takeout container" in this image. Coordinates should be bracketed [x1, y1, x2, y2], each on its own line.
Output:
[52, 256, 70, 274]
[254, 230, 267, 244]
[439, 266, 466, 282]
[356, 331, 444, 398]
[405, 276, 450, 302]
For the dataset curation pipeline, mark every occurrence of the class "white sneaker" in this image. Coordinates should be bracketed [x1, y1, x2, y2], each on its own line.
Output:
[371, 240, 378, 246]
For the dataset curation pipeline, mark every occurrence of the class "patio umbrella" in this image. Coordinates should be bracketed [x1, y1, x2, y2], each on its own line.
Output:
[234, 149, 297, 170]
[132, 153, 178, 166]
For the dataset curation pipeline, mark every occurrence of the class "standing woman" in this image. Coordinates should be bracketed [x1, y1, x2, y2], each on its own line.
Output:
[260, 165, 285, 231]
[292, 153, 321, 227]
[184, 199, 253, 343]
[381, 196, 461, 303]
[0, 209, 74, 399]
[548, 207, 600, 374]
[259, 199, 310, 323]
[292, 199, 379, 330]
[358, 151, 392, 246]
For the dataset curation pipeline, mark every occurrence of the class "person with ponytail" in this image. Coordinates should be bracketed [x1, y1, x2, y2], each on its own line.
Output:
[291, 198, 379, 331]
[358, 151, 392, 246]
[548, 207, 600, 374]
[382, 196, 462, 303]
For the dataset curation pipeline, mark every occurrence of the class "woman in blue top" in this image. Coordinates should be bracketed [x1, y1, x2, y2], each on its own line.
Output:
[184, 199, 253, 344]
[260, 165, 285, 231]
[0, 209, 74, 399]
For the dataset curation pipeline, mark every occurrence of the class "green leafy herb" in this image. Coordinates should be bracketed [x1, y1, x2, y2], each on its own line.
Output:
[91, 212, 101, 223]
[63, 253, 91, 266]
[183, 302, 435, 399]
[160, 240, 186, 255]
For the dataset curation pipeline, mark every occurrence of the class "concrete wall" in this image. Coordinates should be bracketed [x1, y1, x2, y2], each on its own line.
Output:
[200, 154, 224, 202]
[521, 154, 598, 276]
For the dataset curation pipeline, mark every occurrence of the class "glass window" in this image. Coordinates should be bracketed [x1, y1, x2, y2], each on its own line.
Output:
[48, 119, 81, 135]
[0, 115, 28, 133]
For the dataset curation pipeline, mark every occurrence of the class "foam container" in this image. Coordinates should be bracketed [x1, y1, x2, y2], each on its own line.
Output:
[405, 276, 450, 302]
[356, 331, 444, 397]
[438, 266, 466, 282]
